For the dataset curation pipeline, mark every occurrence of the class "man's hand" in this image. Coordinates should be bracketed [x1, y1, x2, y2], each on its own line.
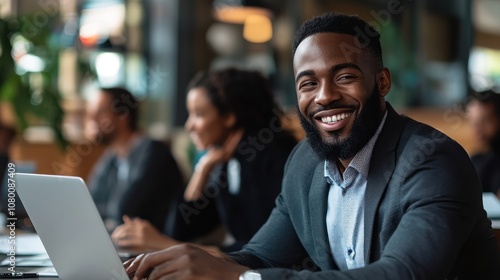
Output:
[125, 243, 249, 280]
[112, 216, 179, 250]
[184, 129, 245, 201]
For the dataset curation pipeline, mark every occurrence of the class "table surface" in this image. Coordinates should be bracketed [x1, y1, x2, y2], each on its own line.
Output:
[1, 220, 500, 279]
[0, 268, 59, 279]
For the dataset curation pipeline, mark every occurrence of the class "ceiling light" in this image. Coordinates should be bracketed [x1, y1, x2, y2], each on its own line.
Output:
[243, 14, 273, 43]
[214, 5, 271, 24]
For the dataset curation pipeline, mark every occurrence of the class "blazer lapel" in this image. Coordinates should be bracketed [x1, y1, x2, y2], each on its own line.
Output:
[364, 104, 404, 263]
[309, 161, 337, 269]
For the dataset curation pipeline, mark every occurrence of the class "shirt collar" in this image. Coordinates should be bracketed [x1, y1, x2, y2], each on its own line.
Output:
[324, 110, 388, 185]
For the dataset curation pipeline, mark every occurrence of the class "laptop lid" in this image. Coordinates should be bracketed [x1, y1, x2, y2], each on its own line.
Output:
[15, 173, 129, 280]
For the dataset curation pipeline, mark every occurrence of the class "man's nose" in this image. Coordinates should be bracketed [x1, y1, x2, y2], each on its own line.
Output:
[314, 82, 341, 106]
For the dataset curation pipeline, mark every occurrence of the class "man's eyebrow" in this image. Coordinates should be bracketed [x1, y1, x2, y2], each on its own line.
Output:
[331, 63, 362, 73]
[295, 70, 315, 83]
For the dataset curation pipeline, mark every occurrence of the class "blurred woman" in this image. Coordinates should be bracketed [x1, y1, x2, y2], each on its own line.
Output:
[112, 68, 297, 252]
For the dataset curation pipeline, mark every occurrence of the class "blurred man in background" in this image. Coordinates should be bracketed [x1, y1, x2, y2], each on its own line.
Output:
[466, 90, 500, 197]
[85, 87, 184, 232]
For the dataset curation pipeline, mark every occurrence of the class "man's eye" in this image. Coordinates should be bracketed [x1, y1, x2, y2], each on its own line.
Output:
[337, 75, 355, 81]
[299, 81, 316, 89]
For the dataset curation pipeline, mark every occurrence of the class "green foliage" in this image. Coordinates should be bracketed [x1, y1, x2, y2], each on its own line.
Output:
[0, 14, 67, 148]
[379, 22, 418, 107]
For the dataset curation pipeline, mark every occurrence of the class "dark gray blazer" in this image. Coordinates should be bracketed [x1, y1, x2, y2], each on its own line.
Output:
[230, 104, 500, 279]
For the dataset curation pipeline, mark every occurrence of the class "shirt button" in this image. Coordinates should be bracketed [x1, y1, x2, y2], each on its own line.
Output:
[347, 248, 355, 260]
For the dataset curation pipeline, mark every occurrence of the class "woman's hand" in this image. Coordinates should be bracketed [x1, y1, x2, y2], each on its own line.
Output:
[184, 129, 244, 201]
[111, 216, 179, 250]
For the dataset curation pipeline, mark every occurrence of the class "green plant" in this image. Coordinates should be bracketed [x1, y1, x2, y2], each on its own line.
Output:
[0, 13, 67, 148]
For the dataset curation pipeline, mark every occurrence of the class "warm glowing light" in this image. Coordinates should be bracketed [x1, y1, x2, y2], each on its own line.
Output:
[214, 6, 271, 24]
[79, 23, 100, 47]
[243, 14, 272, 43]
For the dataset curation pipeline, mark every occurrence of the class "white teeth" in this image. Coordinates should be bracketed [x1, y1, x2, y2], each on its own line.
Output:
[321, 113, 351, 124]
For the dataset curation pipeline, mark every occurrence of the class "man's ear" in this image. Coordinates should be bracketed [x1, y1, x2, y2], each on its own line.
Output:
[224, 113, 237, 128]
[377, 68, 392, 97]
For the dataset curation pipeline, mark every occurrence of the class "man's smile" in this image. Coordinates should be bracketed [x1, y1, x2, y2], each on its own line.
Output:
[313, 109, 354, 132]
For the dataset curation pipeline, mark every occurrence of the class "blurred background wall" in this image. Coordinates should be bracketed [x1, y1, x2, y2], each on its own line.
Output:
[1, 0, 499, 180]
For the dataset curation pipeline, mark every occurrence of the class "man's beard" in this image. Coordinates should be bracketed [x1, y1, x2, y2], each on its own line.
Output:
[298, 87, 384, 161]
[89, 129, 114, 146]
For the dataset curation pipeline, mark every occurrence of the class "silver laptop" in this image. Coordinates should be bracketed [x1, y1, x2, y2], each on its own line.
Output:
[16, 173, 129, 280]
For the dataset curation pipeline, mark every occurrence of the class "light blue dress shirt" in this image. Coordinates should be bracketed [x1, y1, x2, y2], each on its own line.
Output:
[325, 111, 387, 270]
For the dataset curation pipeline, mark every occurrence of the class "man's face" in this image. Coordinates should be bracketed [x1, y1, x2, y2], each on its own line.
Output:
[293, 32, 390, 160]
[466, 99, 500, 149]
[85, 92, 118, 145]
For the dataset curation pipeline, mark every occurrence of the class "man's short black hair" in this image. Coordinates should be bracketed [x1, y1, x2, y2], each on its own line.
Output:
[469, 89, 500, 117]
[292, 12, 383, 69]
[100, 87, 139, 131]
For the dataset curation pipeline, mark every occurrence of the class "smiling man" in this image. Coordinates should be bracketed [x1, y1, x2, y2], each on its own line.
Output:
[126, 12, 500, 280]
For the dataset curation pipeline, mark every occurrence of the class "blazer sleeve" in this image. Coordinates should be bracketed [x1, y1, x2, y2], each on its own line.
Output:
[229, 192, 311, 269]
